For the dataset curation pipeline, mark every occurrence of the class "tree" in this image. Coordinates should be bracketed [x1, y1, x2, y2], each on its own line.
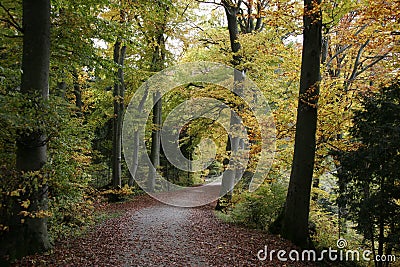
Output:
[280, 0, 322, 248]
[112, 39, 126, 188]
[334, 82, 400, 267]
[216, 0, 243, 206]
[8, 0, 51, 258]
[199, 0, 271, 208]
[139, 0, 169, 192]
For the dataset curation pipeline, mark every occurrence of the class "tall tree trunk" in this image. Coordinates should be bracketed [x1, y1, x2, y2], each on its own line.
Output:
[128, 86, 148, 186]
[216, 1, 243, 209]
[281, 0, 322, 248]
[112, 40, 126, 188]
[8, 0, 51, 259]
[148, 91, 162, 192]
[147, 5, 167, 191]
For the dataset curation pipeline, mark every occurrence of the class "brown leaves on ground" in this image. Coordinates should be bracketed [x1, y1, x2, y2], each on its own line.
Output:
[14, 195, 316, 267]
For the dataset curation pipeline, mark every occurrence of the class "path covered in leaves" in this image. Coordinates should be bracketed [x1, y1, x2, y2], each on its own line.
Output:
[16, 194, 316, 266]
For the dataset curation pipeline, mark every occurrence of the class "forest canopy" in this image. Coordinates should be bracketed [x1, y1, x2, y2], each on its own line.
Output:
[0, 0, 399, 265]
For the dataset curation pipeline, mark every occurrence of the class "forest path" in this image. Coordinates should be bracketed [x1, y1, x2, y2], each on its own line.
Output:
[122, 204, 207, 266]
[15, 194, 315, 267]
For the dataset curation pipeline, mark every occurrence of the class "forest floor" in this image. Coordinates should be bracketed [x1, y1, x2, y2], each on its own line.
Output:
[14, 193, 317, 267]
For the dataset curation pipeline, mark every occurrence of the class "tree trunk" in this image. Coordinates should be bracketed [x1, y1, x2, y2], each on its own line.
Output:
[72, 69, 83, 114]
[376, 176, 385, 267]
[148, 91, 162, 192]
[57, 81, 67, 98]
[147, 7, 166, 191]
[217, 2, 242, 209]
[281, 0, 322, 248]
[128, 86, 148, 186]
[112, 41, 126, 188]
[7, 0, 52, 259]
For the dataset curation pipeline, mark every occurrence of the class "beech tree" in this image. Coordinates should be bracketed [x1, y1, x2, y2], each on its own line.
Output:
[4, 0, 52, 258]
[281, 0, 322, 248]
[112, 39, 126, 188]
[200, 0, 271, 208]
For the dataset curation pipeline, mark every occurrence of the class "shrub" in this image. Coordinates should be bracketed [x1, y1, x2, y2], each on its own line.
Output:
[228, 179, 287, 230]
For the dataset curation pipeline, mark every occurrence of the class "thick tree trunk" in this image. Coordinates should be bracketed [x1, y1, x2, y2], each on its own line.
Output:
[7, 0, 52, 259]
[281, 0, 322, 248]
[112, 41, 126, 188]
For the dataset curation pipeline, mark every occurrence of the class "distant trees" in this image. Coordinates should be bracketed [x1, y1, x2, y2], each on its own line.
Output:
[334, 81, 400, 267]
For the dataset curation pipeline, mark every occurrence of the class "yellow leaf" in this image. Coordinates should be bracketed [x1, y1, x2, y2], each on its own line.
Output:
[21, 200, 30, 209]
[19, 211, 30, 217]
[10, 190, 20, 197]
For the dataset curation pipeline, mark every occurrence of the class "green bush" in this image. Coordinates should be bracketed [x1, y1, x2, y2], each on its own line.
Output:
[0, 93, 95, 241]
[228, 179, 287, 230]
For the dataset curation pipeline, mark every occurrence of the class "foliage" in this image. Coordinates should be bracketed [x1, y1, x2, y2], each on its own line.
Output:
[0, 93, 95, 241]
[309, 201, 339, 249]
[227, 179, 288, 230]
[333, 81, 400, 259]
[101, 184, 142, 203]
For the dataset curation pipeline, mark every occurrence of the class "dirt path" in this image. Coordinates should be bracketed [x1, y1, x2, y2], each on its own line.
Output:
[15, 194, 316, 267]
[123, 205, 207, 266]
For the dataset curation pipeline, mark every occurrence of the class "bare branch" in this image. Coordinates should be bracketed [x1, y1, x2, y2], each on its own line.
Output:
[0, 3, 23, 32]
[355, 51, 390, 78]
[195, 0, 224, 7]
[348, 39, 370, 82]
[3, 34, 23, 38]
[326, 44, 351, 69]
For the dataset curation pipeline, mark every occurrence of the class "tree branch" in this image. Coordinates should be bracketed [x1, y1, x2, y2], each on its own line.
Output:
[348, 39, 370, 82]
[355, 52, 390, 78]
[326, 44, 352, 69]
[195, 0, 224, 7]
[0, 3, 23, 32]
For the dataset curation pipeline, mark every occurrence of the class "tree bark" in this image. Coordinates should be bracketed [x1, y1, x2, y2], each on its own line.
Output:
[128, 86, 148, 186]
[147, 3, 167, 191]
[9, 0, 52, 259]
[217, 1, 243, 208]
[281, 0, 322, 248]
[112, 40, 126, 188]
[148, 91, 162, 192]
[72, 69, 83, 114]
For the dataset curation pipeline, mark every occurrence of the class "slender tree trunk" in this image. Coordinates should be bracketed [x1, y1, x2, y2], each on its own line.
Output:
[57, 81, 67, 98]
[377, 176, 385, 267]
[112, 40, 126, 188]
[6, 0, 52, 259]
[281, 0, 322, 248]
[73, 69, 83, 114]
[147, 6, 167, 191]
[148, 90, 162, 192]
[128, 86, 148, 186]
[216, 2, 243, 209]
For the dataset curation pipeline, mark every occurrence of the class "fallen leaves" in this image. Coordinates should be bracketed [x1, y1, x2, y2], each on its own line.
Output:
[14, 195, 316, 266]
